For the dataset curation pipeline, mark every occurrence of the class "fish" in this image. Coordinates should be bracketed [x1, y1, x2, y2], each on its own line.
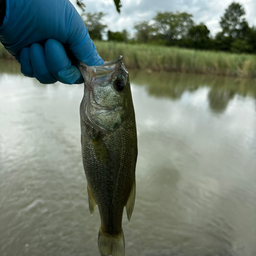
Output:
[79, 56, 137, 256]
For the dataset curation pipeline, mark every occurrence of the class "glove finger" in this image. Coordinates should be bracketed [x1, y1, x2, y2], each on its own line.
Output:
[57, 65, 83, 84]
[29, 43, 57, 84]
[20, 47, 33, 77]
[45, 39, 82, 84]
[70, 32, 104, 66]
[67, 13, 104, 66]
[45, 39, 71, 78]
[73, 76, 84, 84]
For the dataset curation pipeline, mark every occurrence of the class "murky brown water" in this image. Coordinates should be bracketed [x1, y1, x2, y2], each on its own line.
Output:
[0, 61, 256, 256]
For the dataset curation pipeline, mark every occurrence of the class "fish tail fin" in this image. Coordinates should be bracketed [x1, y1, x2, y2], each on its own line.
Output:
[98, 228, 125, 256]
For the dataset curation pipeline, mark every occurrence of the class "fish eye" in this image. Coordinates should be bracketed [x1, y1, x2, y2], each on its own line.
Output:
[113, 78, 125, 92]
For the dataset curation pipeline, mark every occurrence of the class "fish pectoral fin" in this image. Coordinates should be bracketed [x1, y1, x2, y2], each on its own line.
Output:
[91, 136, 110, 165]
[87, 185, 97, 215]
[125, 180, 136, 221]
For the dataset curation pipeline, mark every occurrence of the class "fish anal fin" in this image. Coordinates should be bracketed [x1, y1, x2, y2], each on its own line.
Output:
[126, 180, 136, 221]
[87, 185, 97, 215]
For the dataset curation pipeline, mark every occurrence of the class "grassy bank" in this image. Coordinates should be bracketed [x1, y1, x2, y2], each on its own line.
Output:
[0, 44, 14, 60]
[1, 42, 256, 78]
[95, 41, 256, 78]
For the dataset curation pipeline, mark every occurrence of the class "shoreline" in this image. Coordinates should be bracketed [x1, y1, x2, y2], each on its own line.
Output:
[1, 42, 256, 79]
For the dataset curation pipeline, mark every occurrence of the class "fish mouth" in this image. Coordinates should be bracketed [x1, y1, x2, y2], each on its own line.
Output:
[80, 55, 123, 70]
[79, 55, 127, 83]
[79, 56, 126, 134]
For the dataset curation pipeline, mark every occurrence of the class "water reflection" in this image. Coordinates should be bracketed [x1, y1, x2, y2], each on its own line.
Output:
[208, 89, 235, 113]
[1, 61, 256, 256]
[130, 70, 256, 114]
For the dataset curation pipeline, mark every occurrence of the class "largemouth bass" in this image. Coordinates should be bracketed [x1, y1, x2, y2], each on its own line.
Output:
[79, 56, 137, 256]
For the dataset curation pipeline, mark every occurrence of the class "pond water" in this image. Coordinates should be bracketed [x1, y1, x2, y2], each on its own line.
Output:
[0, 60, 256, 256]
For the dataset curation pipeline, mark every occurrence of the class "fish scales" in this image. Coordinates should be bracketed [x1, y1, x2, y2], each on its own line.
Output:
[79, 56, 137, 256]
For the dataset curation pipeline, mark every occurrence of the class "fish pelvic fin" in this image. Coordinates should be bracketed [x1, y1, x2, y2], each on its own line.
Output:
[126, 180, 136, 221]
[87, 185, 97, 215]
[98, 229, 125, 256]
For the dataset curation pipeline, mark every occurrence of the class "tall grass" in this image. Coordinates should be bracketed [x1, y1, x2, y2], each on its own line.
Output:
[1, 42, 256, 78]
[95, 41, 256, 78]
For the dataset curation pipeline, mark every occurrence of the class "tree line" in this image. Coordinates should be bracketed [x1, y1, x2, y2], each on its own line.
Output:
[82, 2, 256, 54]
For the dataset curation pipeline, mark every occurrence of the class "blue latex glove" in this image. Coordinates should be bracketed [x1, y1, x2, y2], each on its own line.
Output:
[0, 0, 104, 84]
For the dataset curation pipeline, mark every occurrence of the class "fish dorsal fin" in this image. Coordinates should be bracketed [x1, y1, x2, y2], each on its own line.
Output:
[87, 185, 97, 215]
[125, 181, 136, 221]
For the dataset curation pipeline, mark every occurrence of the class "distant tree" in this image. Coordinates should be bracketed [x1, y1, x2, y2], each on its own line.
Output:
[215, 32, 232, 51]
[153, 12, 194, 43]
[122, 29, 129, 42]
[108, 29, 128, 42]
[220, 2, 249, 39]
[133, 21, 155, 43]
[246, 26, 256, 53]
[188, 23, 210, 49]
[216, 2, 250, 52]
[81, 12, 107, 40]
[230, 38, 252, 53]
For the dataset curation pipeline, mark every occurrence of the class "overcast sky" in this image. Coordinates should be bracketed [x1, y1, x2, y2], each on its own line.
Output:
[71, 0, 256, 38]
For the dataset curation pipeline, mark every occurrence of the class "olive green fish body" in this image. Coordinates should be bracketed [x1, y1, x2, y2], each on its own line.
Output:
[79, 56, 137, 256]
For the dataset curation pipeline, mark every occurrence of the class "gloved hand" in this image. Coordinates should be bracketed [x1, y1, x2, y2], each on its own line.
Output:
[0, 0, 104, 84]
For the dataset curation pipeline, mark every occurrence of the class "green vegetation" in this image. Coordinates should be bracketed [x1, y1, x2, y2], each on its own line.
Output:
[1, 1, 255, 79]
[1, 41, 256, 78]
[132, 2, 256, 54]
[95, 41, 256, 78]
[81, 12, 107, 40]
[0, 44, 14, 60]
[153, 11, 194, 42]
[107, 30, 128, 43]
[0, 58, 20, 74]
[80, 2, 256, 54]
